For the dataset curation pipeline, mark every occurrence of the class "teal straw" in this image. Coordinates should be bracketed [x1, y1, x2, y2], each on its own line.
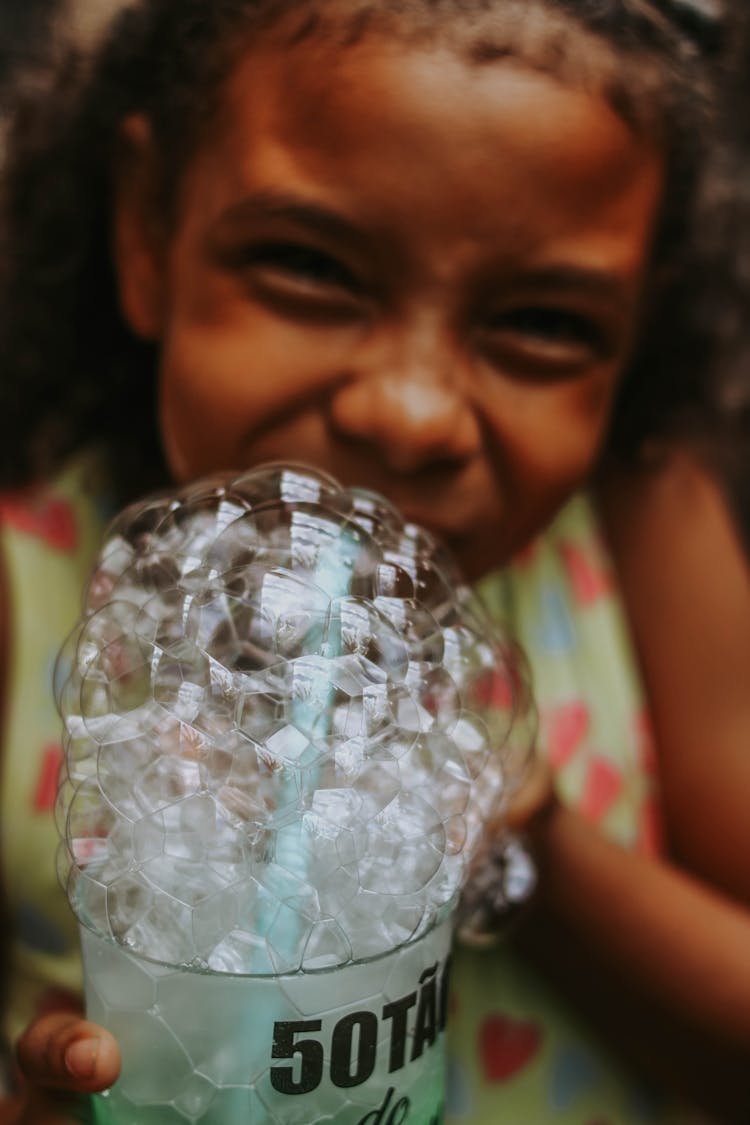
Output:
[272, 525, 358, 955]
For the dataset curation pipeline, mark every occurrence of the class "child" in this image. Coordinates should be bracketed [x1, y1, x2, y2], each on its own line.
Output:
[1, 0, 749, 1121]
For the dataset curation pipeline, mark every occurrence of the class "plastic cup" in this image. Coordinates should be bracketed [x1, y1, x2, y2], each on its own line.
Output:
[80, 914, 453, 1125]
[57, 468, 537, 1122]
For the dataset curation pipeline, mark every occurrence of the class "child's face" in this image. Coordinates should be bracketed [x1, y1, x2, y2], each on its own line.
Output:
[117, 34, 664, 577]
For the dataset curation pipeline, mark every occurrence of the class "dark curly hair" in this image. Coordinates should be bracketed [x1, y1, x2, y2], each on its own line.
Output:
[0, 0, 741, 501]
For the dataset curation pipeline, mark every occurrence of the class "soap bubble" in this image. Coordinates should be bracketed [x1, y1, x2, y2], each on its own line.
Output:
[57, 465, 535, 970]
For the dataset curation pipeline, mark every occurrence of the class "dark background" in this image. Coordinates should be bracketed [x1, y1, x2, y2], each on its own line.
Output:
[0, 0, 56, 83]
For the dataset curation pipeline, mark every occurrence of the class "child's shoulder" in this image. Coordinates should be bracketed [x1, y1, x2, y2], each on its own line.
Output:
[598, 451, 750, 747]
[598, 449, 750, 646]
[0, 452, 114, 562]
[600, 450, 750, 902]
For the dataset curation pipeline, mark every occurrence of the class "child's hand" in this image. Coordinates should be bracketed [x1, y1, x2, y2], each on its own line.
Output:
[456, 752, 556, 947]
[8, 1011, 120, 1124]
[504, 751, 556, 835]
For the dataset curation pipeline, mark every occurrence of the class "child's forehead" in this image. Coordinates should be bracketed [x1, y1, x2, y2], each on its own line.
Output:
[232, 0, 665, 138]
[196, 22, 665, 261]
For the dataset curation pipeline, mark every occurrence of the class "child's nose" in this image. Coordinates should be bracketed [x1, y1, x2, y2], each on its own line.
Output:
[329, 346, 481, 474]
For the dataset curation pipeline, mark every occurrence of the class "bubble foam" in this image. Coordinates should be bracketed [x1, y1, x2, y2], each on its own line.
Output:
[57, 465, 535, 970]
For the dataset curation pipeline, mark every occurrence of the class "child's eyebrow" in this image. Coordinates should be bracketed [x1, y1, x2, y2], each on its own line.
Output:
[210, 189, 361, 245]
[510, 265, 640, 307]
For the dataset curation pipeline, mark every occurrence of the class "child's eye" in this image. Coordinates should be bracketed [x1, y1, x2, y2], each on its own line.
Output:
[481, 306, 610, 372]
[227, 239, 370, 323]
[243, 242, 360, 291]
[496, 307, 602, 345]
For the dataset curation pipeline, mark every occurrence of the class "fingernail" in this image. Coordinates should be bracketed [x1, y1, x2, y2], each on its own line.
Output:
[65, 1037, 100, 1079]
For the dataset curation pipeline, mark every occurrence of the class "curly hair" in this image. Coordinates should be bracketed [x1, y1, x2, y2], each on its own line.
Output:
[0, 0, 741, 501]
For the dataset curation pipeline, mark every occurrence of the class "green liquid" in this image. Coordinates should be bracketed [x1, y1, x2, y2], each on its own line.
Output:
[81, 919, 451, 1124]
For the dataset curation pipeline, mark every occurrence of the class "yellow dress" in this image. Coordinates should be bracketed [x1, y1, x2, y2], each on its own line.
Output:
[446, 493, 700, 1124]
[0, 458, 111, 1044]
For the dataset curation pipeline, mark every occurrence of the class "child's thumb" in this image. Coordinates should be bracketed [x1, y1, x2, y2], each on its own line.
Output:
[15, 1010, 120, 1098]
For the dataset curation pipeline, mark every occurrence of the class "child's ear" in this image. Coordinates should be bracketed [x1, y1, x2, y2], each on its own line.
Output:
[113, 115, 168, 340]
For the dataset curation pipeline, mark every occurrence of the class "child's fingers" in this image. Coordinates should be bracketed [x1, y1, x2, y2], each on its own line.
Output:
[503, 752, 556, 833]
[16, 1011, 120, 1095]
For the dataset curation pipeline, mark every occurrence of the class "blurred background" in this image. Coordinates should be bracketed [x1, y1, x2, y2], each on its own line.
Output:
[0, 0, 53, 86]
[0, 0, 125, 87]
